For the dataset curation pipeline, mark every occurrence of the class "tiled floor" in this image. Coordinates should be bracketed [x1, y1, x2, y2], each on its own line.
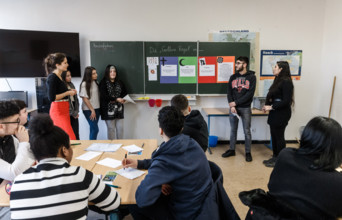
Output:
[88, 143, 298, 219]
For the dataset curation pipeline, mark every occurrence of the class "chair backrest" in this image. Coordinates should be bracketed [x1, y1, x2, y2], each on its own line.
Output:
[207, 161, 240, 220]
[208, 160, 223, 184]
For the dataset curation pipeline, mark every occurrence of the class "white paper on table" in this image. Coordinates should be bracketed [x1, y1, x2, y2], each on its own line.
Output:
[115, 168, 146, 180]
[76, 151, 102, 161]
[123, 94, 136, 104]
[122, 145, 143, 153]
[96, 158, 122, 169]
[85, 143, 122, 152]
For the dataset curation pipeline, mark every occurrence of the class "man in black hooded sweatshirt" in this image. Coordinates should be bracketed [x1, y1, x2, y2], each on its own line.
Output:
[171, 94, 209, 152]
[222, 56, 256, 162]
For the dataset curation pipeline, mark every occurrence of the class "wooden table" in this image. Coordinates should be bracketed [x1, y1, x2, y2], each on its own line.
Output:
[0, 139, 157, 207]
[202, 108, 268, 154]
[71, 139, 157, 204]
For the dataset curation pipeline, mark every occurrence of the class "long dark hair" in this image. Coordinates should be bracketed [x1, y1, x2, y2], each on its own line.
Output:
[297, 116, 342, 171]
[80, 66, 97, 99]
[103, 64, 119, 82]
[268, 61, 294, 106]
[29, 114, 70, 161]
[43, 53, 66, 76]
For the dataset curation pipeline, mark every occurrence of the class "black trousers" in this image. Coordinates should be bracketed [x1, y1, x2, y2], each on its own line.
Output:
[270, 125, 287, 157]
[70, 116, 80, 140]
[129, 195, 171, 220]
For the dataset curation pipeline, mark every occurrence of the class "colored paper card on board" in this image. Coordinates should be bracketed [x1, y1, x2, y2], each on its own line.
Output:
[178, 57, 197, 84]
[160, 57, 178, 84]
[217, 56, 235, 83]
[198, 56, 217, 83]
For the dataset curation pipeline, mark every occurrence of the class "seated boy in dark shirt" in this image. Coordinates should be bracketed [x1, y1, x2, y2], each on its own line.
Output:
[122, 106, 212, 219]
[171, 94, 209, 152]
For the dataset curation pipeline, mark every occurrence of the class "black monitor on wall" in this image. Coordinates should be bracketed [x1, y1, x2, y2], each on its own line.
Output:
[0, 29, 81, 77]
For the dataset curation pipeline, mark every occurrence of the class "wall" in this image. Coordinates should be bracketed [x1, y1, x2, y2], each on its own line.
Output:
[1, 0, 335, 143]
[320, 0, 342, 124]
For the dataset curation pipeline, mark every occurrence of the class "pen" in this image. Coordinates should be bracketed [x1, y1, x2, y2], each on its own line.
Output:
[129, 151, 142, 154]
[71, 143, 81, 146]
[107, 184, 121, 189]
[124, 153, 127, 170]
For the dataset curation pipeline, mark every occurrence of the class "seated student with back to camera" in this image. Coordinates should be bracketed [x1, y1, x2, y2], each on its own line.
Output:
[10, 114, 120, 220]
[171, 94, 209, 152]
[0, 101, 35, 220]
[240, 116, 342, 219]
[122, 106, 213, 220]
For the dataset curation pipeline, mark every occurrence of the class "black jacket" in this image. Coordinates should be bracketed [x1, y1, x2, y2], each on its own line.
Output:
[265, 79, 293, 127]
[99, 79, 127, 120]
[183, 110, 209, 152]
[227, 71, 256, 108]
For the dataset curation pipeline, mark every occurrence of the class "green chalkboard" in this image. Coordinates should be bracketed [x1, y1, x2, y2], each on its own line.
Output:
[144, 42, 197, 94]
[198, 42, 250, 94]
[90, 41, 250, 95]
[90, 41, 144, 94]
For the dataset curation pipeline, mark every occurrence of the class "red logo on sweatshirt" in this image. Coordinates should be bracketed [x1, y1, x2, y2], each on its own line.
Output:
[231, 79, 250, 93]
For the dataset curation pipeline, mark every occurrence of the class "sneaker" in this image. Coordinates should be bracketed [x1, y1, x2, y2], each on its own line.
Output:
[264, 160, 276, 167]
[245, 153, 253, 162]
[263, 157, 276, 164]
[222, 150, 235, 158]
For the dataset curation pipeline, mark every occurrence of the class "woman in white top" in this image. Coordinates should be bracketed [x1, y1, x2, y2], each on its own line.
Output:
[79, 66, 100, 140]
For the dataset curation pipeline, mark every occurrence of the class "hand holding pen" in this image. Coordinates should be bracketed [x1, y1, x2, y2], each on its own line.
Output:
[122, 157, 138, 169]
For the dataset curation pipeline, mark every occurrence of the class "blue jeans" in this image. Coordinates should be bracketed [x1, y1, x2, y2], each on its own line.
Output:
[83, 109, 100, 140]
[229, 107, 252, 153]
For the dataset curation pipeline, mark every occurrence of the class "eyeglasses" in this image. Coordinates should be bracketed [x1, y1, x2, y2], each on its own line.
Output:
[0, 118, 20, 125]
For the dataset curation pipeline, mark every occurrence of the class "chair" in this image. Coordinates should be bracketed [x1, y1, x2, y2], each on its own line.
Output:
[196, 161, 240, 220]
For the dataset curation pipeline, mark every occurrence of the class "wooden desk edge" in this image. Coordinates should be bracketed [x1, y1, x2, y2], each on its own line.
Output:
[202, 107, 268, 116]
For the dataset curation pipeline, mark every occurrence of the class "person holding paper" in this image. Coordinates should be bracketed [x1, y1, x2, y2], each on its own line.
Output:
[262, 61, 294, 167]
[99, 65, 127, 139]
[10, 114, 120, 219]
[223, 56, 256, 162]
[122, 106, 213, 219]
[79, 66, 100, 140]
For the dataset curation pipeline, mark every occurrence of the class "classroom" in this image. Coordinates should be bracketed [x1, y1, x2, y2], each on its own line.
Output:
[0, 0, 341, 219]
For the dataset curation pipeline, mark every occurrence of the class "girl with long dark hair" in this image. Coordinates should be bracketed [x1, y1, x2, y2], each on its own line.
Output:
[262, 61, 294, 167]
[240, 117, 342, 219]
[79, 66, 100, 140]
[44, 53, 77, 140]
[99, 65, 127, 139]
[61, 70, 80, 140]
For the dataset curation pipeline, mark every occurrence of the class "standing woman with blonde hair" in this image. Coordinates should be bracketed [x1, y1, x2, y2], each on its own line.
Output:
[44, 53, 76, 140]
[79, 66, 100, 140]
[262, 61, 294, 167]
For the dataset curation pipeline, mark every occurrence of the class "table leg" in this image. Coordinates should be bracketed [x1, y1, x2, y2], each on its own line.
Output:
[207, 115, 212, 154]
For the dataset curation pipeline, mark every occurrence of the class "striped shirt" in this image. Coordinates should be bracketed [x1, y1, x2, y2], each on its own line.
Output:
[10, 158, 120, 220]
